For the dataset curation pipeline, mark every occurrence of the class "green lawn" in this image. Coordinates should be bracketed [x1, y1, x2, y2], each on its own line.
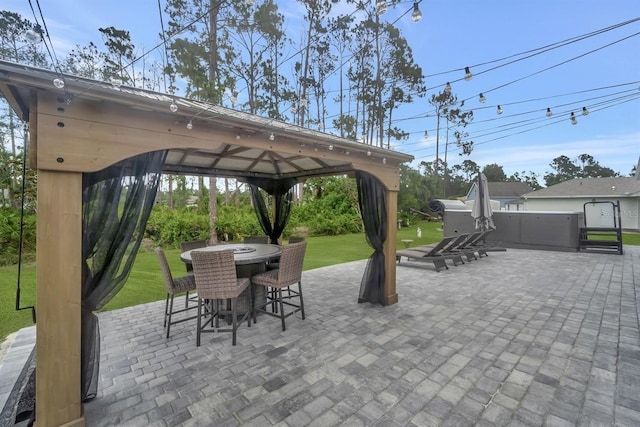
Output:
[3, 223, 638, 344]
[0, 220, 444, 343]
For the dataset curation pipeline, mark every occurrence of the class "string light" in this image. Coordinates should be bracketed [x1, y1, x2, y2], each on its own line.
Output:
[328, 144, 334, 151]
[110, 78, 122, 89]
[53, 78, 65, 89]
[582, 106, 589, 115]
[444, 82, 452, 93]
[570, 112, 577, 125]
[382, 157, 387, 164]
[464, 66, 473, 81]
[367, 149, 372, 156]
[186, 119, 193, 130]
[411, 2, 423, 22]
[479, 93, 486, 103]
[423, 130, 429, 138]
[269, 132, 275, 141]
[546, 107, 553, 117]
[497, 105, 503, 115]
[169, 101, 178, 112]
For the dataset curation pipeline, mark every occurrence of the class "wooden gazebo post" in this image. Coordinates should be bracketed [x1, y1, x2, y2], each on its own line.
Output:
[36, 170, 84, 426]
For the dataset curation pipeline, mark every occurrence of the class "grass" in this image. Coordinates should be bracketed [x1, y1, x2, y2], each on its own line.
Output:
[3, 222, 637, 344]
[0, 220, 444, 343]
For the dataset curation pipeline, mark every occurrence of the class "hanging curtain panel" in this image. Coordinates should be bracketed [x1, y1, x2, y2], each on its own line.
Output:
[247, 177, 297, 244]
[355, 171, 387, 305]
[80, 150, 167, 401]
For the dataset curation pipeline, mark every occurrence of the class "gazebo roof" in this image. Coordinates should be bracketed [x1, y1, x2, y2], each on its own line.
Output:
[0, 60, 413, 185]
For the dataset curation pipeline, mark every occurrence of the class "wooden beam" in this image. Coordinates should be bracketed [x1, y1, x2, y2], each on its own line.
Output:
[36, 170, 84, 427]
[383, 190, 399, 306]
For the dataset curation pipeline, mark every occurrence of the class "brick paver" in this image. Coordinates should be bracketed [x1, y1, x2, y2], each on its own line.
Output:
[24, 246, 640, 425]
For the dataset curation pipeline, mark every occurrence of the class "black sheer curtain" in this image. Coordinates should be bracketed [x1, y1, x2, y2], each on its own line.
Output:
[247, 177, 296, 244]
[355, 171, 387, 305]
[81, 150, 166, 401]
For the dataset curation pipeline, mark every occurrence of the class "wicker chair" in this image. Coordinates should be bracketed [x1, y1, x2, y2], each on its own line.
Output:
[179, 239, 208, 306]
[251, 241, 306, 331]
[191, 249, 252, 346]
[155, 247, 199, 338]
[243, 235, 269, 244]
[267, 236, 306, 271]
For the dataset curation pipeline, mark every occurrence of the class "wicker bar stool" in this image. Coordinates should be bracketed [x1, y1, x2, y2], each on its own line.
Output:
[191, 249, 251, 346]
[155, 247, 199, 338]
[179, 239, 208, 306]
[251, 241, 306, 331]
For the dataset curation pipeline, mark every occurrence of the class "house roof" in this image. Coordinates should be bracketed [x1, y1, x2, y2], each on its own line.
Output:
[522, 177, 640, 198]
[466, 181, 533, 199]
[487, 182, 534, 198]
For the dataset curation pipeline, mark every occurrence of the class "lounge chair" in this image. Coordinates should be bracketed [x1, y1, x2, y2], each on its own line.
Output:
[396, 235, 460, 272]
[449, 231, 484, 261]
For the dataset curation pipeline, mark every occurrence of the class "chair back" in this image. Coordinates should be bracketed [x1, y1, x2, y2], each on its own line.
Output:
[244, 235, 269, 244]
[443, 233, 469, 252]
[191, 249, 240, 299]
[180, 240, 208, 252]
[276, 241, 307, 286]
[421, 236, 456, 256]
[288, 236, 306, 244]
[155, 247, 177, 294]
[180, 240, 208, 272]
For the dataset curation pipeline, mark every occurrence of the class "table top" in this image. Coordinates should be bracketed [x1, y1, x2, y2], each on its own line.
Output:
[180, 243, 282, 265]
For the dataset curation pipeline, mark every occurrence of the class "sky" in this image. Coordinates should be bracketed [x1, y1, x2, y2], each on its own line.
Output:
[4, 0, 640, 183]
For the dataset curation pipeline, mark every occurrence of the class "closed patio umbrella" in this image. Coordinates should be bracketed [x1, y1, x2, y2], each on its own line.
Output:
[472, 173, 495, 231]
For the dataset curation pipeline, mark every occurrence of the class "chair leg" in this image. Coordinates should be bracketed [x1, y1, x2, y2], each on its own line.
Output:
[185, 291, 189, 308]
[278, 288, 286, 332]
[164, 293, 170, 328]
[166, 294, 175, 338]
[251, 284, 257, 325]
[298, 281, 305, 320]
[231, 297, 237, 346]
[196, 297, 203, 347]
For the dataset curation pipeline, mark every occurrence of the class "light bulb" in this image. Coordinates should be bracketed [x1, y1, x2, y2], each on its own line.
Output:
[424, 130, 429, 139]
[235, 134, 241, 140]
[479, 93, 486, 103]
[53, 78, 65, 89]
[546, 107, 552, 117]
[376, 1, 387, 15]
[367, 150, 372, 156]
[328, 144, 333, 151]
[411, 3, 422, 22]
[186, 120, 193, 130]
[170, 102, 178, 113]
[25, 28, 42, 44]
[269, 132, 275, 141]
[464, 67, 473, 81]
[444, 82, 451, 93]
[570, 112, 577, 125]
[110, 78, 122, 89]
[345, 150, 350, 155]
[382, 157, 387, 164]
[497, 105, 503, 115]
[582, 106, 589, 116]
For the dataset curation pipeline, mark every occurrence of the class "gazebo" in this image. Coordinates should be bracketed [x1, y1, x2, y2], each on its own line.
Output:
[0, 59, 413, 426]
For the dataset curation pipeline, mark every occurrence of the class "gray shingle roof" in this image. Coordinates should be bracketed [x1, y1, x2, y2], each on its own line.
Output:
[522, 177, 640, 198]
[487, 182, 534, 197]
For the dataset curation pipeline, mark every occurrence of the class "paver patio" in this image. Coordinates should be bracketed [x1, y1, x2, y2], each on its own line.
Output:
[4, 246, 640, 426]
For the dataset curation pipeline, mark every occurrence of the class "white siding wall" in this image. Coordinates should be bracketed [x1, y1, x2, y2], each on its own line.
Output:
[523, 197, 640, 230]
